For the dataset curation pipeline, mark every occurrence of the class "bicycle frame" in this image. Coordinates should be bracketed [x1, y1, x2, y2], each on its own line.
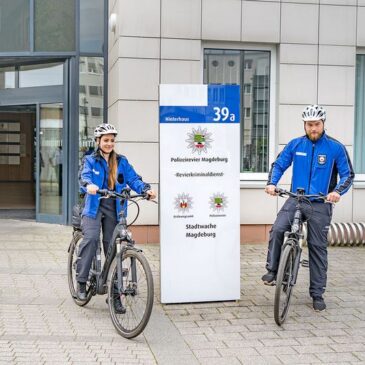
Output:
[281, 194, 308, 287]
[91, 199, 141, 296]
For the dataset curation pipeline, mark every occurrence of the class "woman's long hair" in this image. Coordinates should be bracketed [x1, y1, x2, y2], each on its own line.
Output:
[108, 150, 118, 190]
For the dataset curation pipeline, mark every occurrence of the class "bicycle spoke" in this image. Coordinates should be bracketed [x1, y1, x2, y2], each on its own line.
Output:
[108, 250, 153, 338]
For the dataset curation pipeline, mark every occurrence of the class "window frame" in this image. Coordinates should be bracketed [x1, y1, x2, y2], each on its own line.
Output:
[355, 50, 365, 183]
[202, 42, 277, 184]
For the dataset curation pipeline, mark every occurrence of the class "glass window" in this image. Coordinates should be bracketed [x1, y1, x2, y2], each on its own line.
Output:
[0, 0, 29, 52]
[79, 56, 104, 161]
[80, 0, 104, 54]
[91, 107, 102, 117]
[204, 49, 271, 173]
[19, 63, 63, 88]
[89, 85, 103, 96]
[0, 67, 16, 89]
[34, 0, 75, 52]
[355, 55, 365, 174]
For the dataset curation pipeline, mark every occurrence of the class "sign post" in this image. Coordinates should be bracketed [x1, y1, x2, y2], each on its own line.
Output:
[159, 84, 240, 303]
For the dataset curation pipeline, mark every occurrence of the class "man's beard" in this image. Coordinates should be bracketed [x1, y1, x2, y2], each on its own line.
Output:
[306, 131, 323, 141]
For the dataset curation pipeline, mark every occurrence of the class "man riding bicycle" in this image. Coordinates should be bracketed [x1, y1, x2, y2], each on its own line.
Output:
[262, 105, 354, 312]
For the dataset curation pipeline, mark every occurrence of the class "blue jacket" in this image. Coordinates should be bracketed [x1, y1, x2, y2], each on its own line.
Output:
[267, 133, 354, 196]
[79, 150, 151, 219]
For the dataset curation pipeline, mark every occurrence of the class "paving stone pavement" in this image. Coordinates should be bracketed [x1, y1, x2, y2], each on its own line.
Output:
[0, 219, 364, 365]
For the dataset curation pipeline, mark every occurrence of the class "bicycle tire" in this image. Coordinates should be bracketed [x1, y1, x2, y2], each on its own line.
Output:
[107, 249, 154, 339]
[274, 242, 296, 326]
[67, 232, 94, 306]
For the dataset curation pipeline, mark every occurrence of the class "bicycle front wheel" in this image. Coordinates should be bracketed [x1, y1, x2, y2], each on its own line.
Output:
[274, 242, 296, 326]
[67, 231, 94, 306]
[107, 249, 154, 339]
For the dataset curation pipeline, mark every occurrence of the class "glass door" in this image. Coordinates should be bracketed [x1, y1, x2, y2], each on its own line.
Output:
[36, 103, 65, 223]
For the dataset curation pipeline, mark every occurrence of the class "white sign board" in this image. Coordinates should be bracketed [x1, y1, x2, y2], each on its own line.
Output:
[160, 84, 241, 303]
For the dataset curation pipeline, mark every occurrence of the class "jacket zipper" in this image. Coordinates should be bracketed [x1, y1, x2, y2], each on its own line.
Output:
[308, 143, 315, 193]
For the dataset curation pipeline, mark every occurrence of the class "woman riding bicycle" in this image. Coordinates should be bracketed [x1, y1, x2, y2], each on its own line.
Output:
[76, 123, 156, 301]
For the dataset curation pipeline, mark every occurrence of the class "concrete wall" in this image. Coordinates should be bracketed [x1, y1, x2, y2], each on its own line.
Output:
[108, 0, 365, 227]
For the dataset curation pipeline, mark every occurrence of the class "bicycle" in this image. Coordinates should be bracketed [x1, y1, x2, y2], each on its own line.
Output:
[67, 187, 155, 338]
[273, 187, 328, 326]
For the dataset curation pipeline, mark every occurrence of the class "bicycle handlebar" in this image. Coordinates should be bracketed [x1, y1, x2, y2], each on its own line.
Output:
[97, 188, 149, 200]
[274, 188, 327, 201]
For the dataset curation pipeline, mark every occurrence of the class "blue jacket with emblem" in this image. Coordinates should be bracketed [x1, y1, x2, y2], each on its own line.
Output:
[79, 150, 151, 219]
[267, 133, 354, 196]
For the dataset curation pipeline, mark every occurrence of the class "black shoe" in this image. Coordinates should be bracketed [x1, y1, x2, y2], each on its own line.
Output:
[313, 296, 326, 312]
[261, 270, 276, 285]
[113, 296, 126, 314]
[77, 282, 87, 301]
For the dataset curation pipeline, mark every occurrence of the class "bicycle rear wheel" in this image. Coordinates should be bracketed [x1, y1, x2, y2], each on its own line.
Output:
[107, 249, 154, 339]
[274, 242, 296, 326]
[67, 231, 95, 306]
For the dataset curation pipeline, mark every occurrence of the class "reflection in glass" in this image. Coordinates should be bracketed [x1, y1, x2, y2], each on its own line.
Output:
[355, 55, 365, 174]
[80, 0, 104, 54]
[0, 0, 29, 52]
[0, 67, 16, 89]
[79, 57, 104, 163]
[39, 104, 63, 215]
[19, 63, 63, 88]
[204, 49, 270, 173]
[34, 0, 75, 51]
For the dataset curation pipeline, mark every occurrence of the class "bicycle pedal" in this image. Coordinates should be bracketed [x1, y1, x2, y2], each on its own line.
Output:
[301, 259, 309, 268]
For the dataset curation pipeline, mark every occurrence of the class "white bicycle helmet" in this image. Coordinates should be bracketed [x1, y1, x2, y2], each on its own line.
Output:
[302, 105, 326, 122]
[94, 123, 118, 139]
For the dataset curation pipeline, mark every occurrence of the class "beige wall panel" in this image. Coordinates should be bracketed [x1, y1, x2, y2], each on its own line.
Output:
[240, 189, 277, 224]
[161, 0, 201, 39]
[161, 60, 201, 84]
[321, 0, 355, 4]
[115, 100, 159, 142]
[322, 105, 354, 146]
[202, 0, 241, 41]
[359, 0, 365, 5]
[278, 105, 306, 145]
[118, 0, 160, 37]
[353, 189, 365, 221]
[108, 102, 119, 126]
[115, 142, 159, 184]
[108, 0, 119, 48]
[280, 44, 318, 65]
[241, 1, 280, 43]
[279, 64, 317, 104]
[319, 45, 355, 66]
[118, 37, 160, 59]
[108, 63, 120, 107]
[281, 4, 319, 44]
[109, 0, 117, 13]
[332, 188, 353, 222]
[108, 40, 119, 71]
[319, 5, 356, 46]
[118, 59, 160, 101]
[318, 66, 355, 106]
[161, 39, 201, 60]
[127, 183, 159, 225]
[282, 0, 318, 3]
[357, 7, 365, 46]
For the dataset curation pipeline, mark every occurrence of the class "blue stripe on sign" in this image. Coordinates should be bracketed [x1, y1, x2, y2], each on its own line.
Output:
[160, 85, 240, 124]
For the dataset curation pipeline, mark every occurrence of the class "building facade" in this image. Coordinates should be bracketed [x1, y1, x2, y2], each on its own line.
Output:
[1, 1, 364, 242]
[108, 0, 365, 243]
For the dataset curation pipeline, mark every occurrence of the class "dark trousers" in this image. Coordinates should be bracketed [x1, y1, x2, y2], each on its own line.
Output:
[76, 199, 117, 283]
[266, 198, 333, 298]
